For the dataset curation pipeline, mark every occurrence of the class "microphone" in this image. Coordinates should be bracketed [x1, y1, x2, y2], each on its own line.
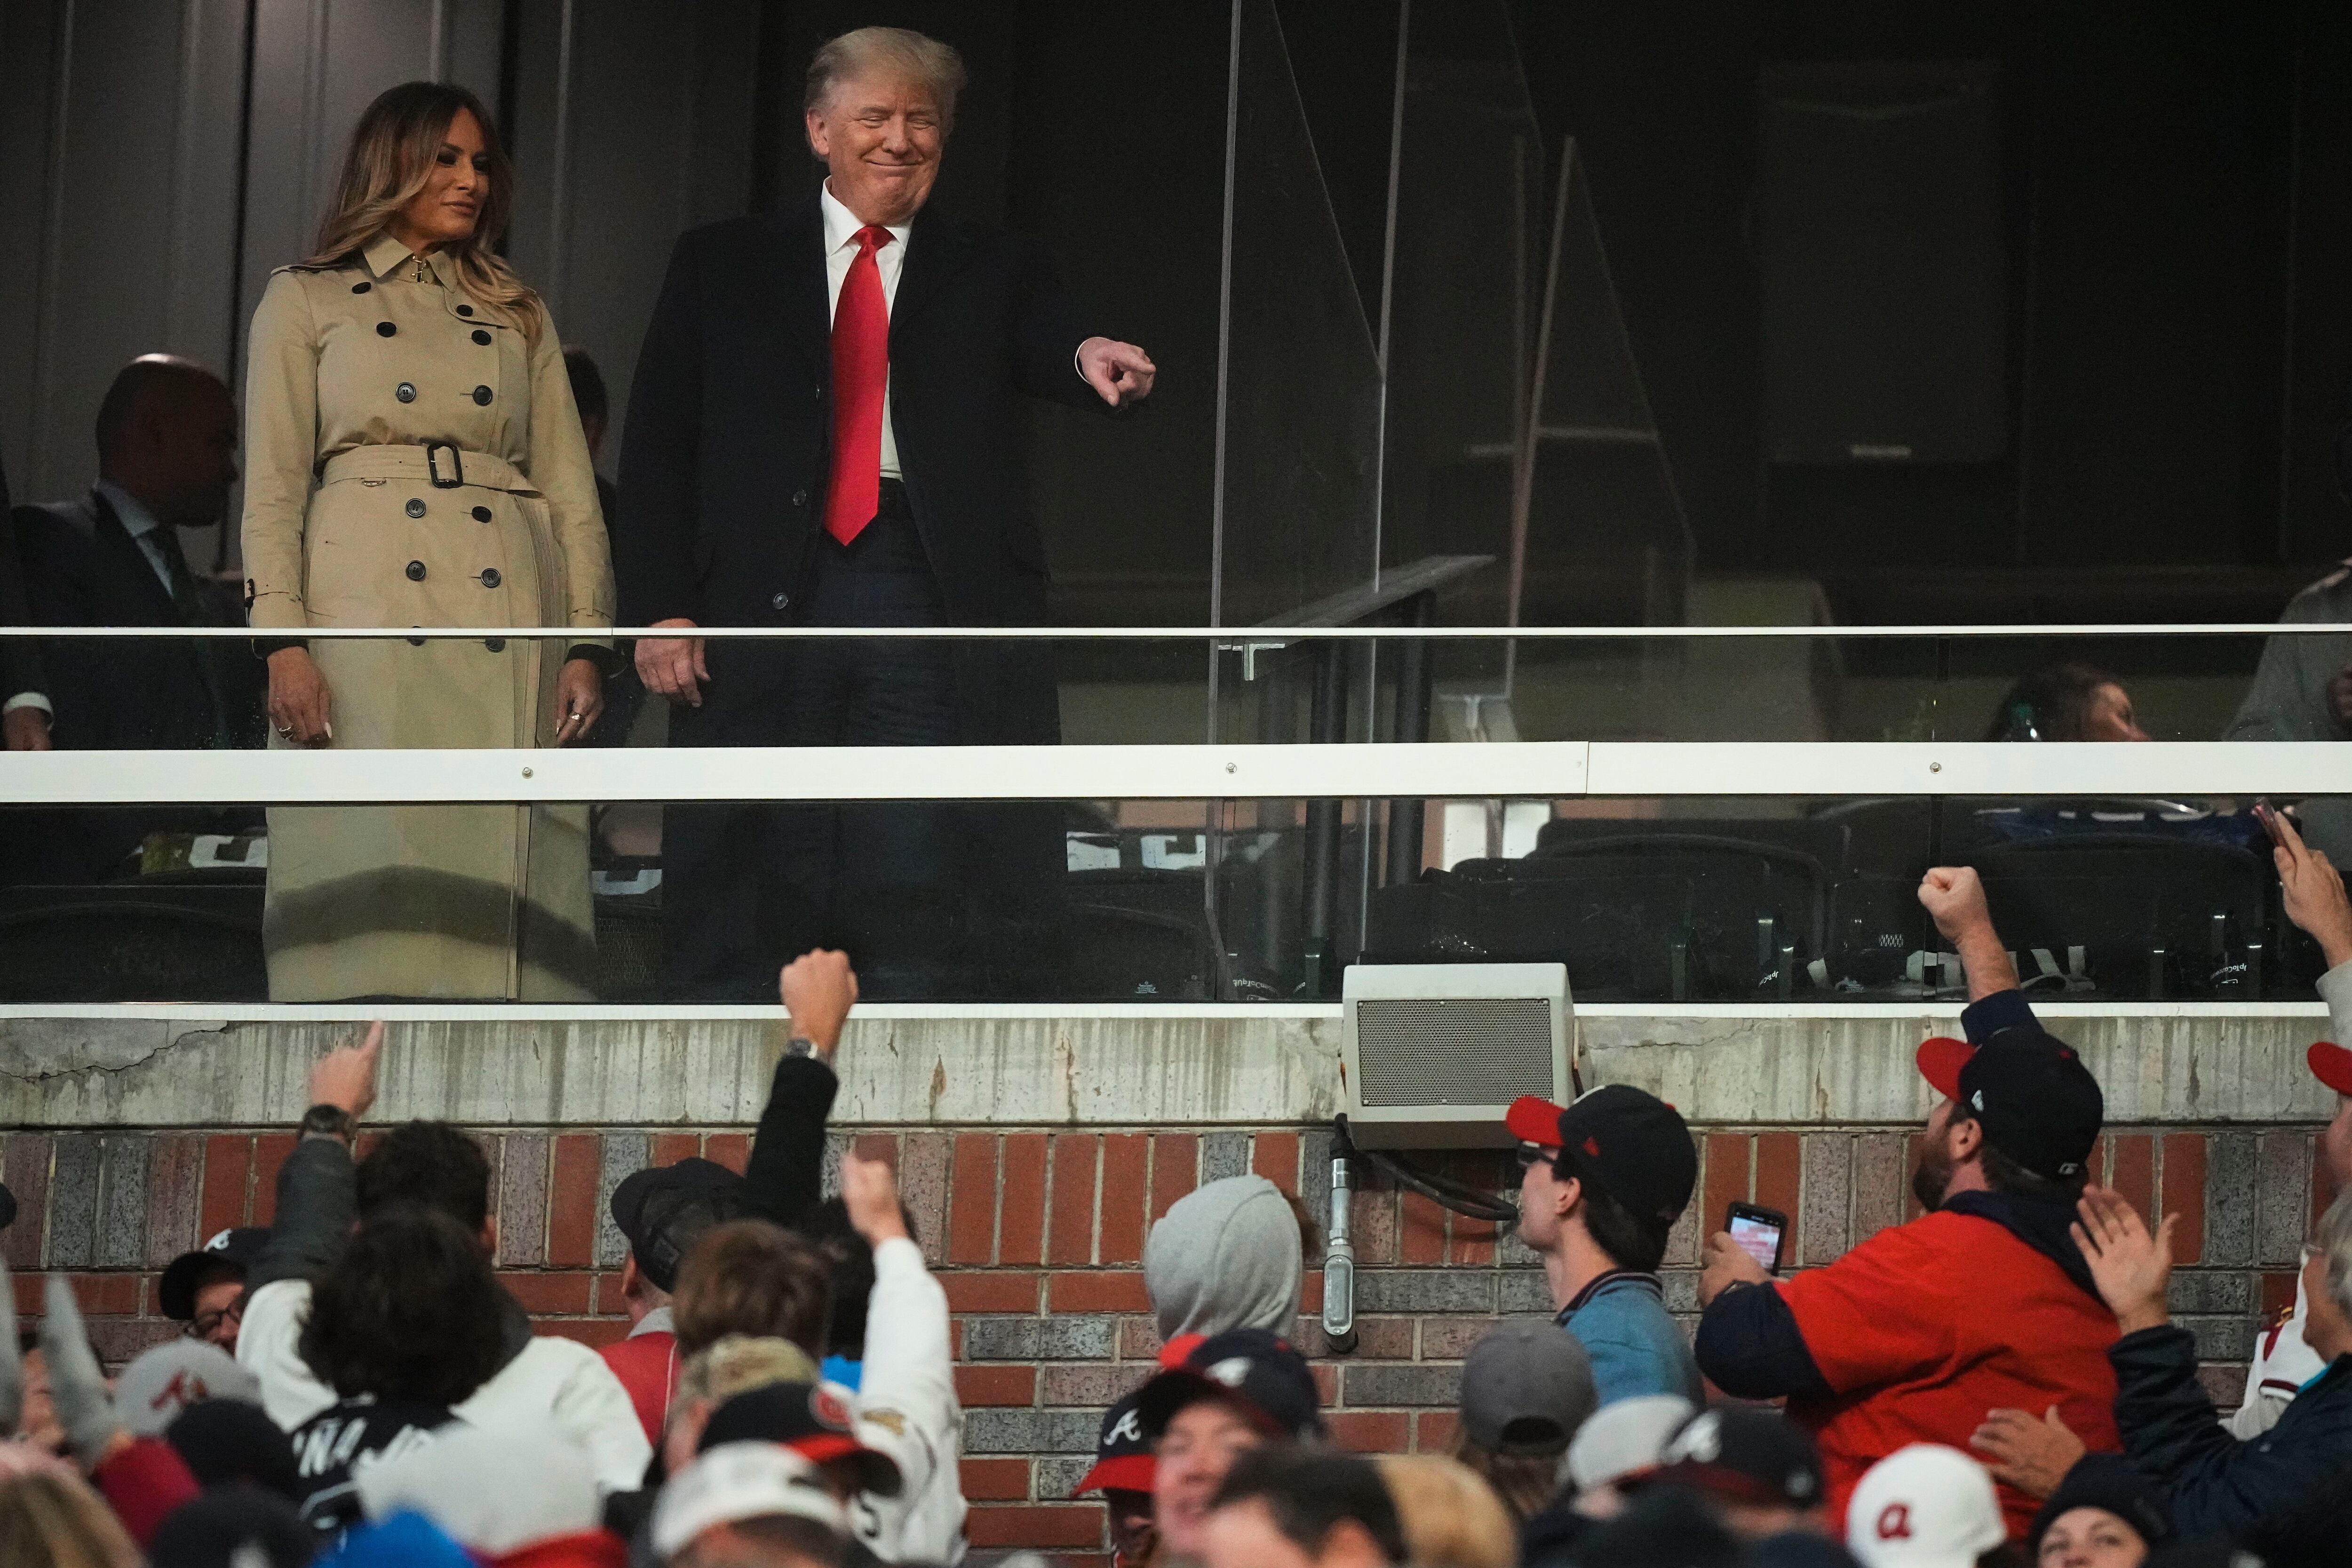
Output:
[1321, 1156, 1357, 1354]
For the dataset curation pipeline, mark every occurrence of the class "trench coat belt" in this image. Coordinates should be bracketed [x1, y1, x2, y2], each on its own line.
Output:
[318, 443, 536, 493]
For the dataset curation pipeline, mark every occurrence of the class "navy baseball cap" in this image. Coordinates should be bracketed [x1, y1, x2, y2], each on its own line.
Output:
[1135, 1329, 1323, 1443]
[1507, 1085, 1698, 1229]
[159, 1227, 270, 1321]
[1917, 1031, 2103, 1184]
[1070, 1391, 1154, 1496]
[611, 1157, 748, 1293]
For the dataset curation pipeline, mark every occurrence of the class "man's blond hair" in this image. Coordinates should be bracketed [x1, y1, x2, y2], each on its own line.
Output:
[805, 26, 967, 134]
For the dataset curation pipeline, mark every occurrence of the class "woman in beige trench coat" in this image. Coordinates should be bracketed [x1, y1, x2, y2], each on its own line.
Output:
[241, 82, 615, 1000]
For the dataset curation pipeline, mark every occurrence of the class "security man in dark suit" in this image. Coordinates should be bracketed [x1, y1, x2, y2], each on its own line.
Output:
[615, 26, 1154, 998]
[12, 356, 266, 878]
[0, 452, 52, 752]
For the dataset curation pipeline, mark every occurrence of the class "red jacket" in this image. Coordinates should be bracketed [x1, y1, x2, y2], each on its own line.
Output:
[1774, 1207, 2121, 1537]
[598, 1329, 679, 1448]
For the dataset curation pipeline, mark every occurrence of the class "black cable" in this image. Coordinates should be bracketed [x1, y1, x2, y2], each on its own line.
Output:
[1331, 1115, 1520, 1226]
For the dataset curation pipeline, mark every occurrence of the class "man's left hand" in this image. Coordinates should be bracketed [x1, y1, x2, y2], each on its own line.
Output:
[1699, 1229, 1770, 1307]
[1971, 1405, 2086, 1498]
[1079, 337, 1157, 408]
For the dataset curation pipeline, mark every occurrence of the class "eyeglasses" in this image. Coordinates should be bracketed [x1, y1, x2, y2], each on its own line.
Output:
[188, 1298, 244, 1342]
[1515, 1143, 1556, 1170]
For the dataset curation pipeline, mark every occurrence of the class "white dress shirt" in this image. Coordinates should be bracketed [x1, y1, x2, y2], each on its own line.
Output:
[820, 181, 912, 482]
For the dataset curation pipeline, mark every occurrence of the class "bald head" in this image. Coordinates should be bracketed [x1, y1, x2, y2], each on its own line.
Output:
[94, 355, 238, 528]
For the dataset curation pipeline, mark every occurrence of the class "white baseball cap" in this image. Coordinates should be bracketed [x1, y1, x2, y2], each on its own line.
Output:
[1564, 1394, 1696, 1492]
[653, 1442, 850, 1560]
[1845, 1445, 2005, 1568]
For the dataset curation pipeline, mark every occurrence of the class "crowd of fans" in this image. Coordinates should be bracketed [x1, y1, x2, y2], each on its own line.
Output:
[1, 848, 2349, 1564]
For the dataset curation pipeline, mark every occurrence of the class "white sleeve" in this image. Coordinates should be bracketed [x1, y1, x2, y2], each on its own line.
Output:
[235, 1279, 336, 1430]
[853, 1236, 966, 1563]
[536, 1339, 655, 1492]
[2316, 958, 2352, 1046]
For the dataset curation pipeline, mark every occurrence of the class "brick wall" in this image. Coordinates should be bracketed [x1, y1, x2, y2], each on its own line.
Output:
[2, 1121, 2337, 1556]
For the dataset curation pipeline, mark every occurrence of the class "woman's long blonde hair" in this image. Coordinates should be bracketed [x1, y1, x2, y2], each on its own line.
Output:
[0, 1469, 141, 1568]
[304, 80, 537, 316]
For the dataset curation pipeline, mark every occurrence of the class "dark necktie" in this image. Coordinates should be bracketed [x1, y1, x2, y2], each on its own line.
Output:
[148, 524, 230, 746]
[148, 524, 207, 625]
[824, 224, 895, 546]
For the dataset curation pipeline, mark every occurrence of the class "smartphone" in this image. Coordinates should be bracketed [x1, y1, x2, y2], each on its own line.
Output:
[1726, 1202, 1788, 1273]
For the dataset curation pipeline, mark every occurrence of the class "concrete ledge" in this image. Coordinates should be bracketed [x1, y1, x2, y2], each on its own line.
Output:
[0, 1006, 2335, 1129]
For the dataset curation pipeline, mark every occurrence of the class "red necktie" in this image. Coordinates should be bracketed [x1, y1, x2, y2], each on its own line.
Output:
[824, 224, 895, 545]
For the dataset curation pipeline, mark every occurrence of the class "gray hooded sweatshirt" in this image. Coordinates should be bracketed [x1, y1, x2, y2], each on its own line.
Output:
[1143, 1174, 1304, 1341]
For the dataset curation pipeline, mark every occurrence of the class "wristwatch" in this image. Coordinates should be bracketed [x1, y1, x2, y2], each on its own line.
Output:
[785, 1035, 818, 1059]
[299, 1103, 358, 1143]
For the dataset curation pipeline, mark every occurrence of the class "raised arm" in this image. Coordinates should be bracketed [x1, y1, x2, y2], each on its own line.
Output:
[248, 1022, 382, 1289]
[741, 949, 856, 1226]
[840, 1152, 961, 1560]
[1918, 865, 2023, 1001]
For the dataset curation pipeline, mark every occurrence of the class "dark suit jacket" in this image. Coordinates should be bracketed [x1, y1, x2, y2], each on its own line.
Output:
[11, 488, 264, 751]
[0, 454, 45, 704]
[613, 187, 1107, 744]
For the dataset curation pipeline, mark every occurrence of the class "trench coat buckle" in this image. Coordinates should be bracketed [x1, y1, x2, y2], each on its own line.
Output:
[425, 441, 465, 489]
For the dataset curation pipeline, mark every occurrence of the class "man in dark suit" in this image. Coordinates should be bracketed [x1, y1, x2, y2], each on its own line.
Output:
[12, 355, 265, 878]
[615, 26, 1154, 999]
[0, 453, 52, 752]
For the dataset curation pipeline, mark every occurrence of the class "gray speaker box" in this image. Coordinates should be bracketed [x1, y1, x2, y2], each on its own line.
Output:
[1341, 962, 1570, 1148]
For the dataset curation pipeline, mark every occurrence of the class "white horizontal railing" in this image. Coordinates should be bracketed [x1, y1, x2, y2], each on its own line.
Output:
[0, 621, 2348, 640]
[0, 741, 2347, 804]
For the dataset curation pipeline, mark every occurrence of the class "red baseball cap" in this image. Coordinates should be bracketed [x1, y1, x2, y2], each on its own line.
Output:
[2312, 1042, 2352, 1096]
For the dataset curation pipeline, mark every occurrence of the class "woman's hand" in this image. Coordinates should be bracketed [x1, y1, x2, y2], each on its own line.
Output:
[552, 657, 604, 745]
[1971, 1405, 2087, 1498]
[2073, 1186, 2177, 1334]
[265, 646, 332, 745]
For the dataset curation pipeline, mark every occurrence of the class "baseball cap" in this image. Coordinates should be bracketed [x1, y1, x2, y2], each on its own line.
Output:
[116, 1339, 262, 1437]
[1845, 1445, 2004, 1568]
[1565, 1394, 1695, 1491]
[1643, 1407, 1823, 1511]
[1070, 1391, 1153, 1496]
[699, 1381, 903, 1497]
[159, 1227, 270, 1321]
[1460, 1321, 1597, 1457]
[2311, 1041, 2352, 1096]
[1506, 1085, 1698, 1229]
[1915, 1030, 2103, 1183]
[653, 1442, 849, 1560]
[167, 1399, 301, 1498]
[2031, 1454, 2170, 1553]
[610, 1157, 747, 1292]
[1135, 1328, 1324, 1443]
[147, 1485, 314, 1568]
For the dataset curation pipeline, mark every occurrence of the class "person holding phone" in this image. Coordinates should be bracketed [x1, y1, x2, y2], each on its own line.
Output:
[1504, 1085, 1704, 1408]
[1692, 866, 2122, 1540]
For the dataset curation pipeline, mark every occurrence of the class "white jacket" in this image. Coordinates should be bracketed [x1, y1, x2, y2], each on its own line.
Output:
[238, 1276, 651, 1491]
[847, 1237, 967, 1565]
[2232, 960, 2352, 1436]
